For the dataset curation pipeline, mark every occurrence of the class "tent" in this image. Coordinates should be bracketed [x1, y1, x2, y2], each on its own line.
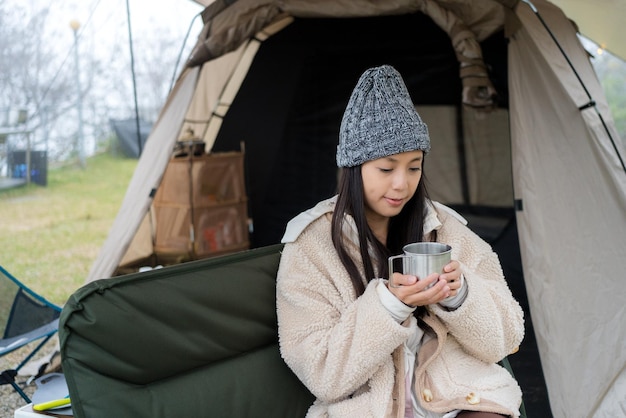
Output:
[86, 1, 626, 417]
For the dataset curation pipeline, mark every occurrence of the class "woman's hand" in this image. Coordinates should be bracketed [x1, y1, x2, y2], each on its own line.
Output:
[440, 260, 462, 297]
[387, 260, 462, 307]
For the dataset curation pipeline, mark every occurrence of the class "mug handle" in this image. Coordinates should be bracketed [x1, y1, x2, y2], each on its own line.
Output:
[388, 254, 408, 288]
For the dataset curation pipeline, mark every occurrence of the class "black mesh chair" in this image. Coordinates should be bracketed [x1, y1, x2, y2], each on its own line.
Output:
[0, 265, 62, 403]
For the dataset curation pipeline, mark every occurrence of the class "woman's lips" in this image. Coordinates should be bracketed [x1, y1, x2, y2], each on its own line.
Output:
[385, 197, 404, 207]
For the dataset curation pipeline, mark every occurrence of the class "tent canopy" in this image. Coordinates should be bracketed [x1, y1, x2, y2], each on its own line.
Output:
[189, 0, 626, 60]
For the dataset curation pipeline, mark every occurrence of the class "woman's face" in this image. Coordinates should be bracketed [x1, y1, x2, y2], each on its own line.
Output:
[361, 150, 423, 225]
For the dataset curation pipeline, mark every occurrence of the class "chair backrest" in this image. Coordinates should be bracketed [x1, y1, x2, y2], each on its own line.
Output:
[59, 244, 315, 418]
[0, 265, 61, 358]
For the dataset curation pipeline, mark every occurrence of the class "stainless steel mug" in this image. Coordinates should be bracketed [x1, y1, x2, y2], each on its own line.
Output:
[388, 242, 452, 288]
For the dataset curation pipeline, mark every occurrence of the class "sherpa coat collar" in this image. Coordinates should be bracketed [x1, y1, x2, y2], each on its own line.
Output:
[276, 198, 524, 417]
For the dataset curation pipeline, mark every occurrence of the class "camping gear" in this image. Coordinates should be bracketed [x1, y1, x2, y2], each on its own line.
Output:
[60, 245, 525, 418]
[86, 1, 626, 417]
[0, 265, 62, 403]
[173, 127, 206, 157]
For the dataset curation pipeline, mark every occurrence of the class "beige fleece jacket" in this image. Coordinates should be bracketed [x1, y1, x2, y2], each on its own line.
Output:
[276, 198, 525, 417]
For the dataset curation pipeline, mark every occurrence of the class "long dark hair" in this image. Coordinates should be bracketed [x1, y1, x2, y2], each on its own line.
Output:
[331, 163, 431, 296]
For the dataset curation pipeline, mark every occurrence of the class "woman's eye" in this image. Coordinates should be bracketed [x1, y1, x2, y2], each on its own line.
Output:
[409, 167, 422, 172]
[379, 168, 393, 173]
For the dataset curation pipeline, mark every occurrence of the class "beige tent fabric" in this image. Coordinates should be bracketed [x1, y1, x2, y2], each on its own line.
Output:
[183, 41, 252, 150]
[188, 2, 283, 64]
[184, 16, 294, 150]
[118, 212, 153, 267]
[462, 109, 512, 206]
[86, 67, 201, 282]
[508, 1, 626, 416]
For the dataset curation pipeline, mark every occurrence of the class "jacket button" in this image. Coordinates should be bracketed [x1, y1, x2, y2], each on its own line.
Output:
[510, 346, 520, 354]
[422, 389, 433, 402]
[466, 392, 480, 405]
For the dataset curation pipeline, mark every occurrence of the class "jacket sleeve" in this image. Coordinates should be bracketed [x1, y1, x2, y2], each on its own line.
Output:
[276, 228, 411, 402]
[430, 215, 525, 363]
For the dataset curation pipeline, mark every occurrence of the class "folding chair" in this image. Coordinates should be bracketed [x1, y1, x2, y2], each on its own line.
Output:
[0, 264, 62, 403]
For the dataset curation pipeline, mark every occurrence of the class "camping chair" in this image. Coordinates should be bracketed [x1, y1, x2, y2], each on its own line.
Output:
[60, 244, 314, 418]
[59, 244, 526, 418]
[0, 265, 62, 403]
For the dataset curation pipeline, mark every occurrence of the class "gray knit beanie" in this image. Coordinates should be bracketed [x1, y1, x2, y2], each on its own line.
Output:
[336, 65, 430, 167]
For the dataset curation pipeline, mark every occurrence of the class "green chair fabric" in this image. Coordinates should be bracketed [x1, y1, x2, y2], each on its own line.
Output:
[59, 244, 314, 418]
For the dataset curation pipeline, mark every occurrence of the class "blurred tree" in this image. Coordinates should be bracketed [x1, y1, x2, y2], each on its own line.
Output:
[0, 0, 200, 166]
[0, 4, 76, 162]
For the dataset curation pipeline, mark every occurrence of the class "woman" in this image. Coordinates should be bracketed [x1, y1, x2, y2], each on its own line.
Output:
[276, 65, 525, 418]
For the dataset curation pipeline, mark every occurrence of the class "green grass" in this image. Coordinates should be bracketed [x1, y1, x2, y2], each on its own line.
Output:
[0, 153, 137, 305]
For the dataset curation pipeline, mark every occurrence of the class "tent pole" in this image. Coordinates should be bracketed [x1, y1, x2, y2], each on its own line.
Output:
[520, 0, 626, 174]
[169, 13, 201, 94]
[125, 0, 143, 157]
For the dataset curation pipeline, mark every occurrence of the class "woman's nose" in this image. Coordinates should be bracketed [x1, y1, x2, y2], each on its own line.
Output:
[391, 172, 408, 190]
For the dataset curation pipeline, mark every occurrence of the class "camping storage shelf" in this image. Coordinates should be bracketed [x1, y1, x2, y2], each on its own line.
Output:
[152, 151, 249, 263]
